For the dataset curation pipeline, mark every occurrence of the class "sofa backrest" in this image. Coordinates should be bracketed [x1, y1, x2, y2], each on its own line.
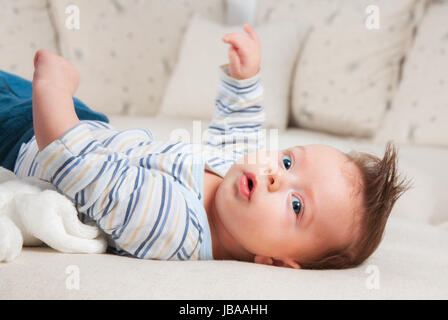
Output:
[1, 0, 446, 148]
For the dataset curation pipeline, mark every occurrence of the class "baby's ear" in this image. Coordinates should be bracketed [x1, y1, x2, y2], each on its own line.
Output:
[254, 255, 301, 269]
[278, 258, 301, 269]
[254, 255, 274, 266]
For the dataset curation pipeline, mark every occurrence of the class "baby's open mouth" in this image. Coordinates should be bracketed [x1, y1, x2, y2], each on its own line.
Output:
[248, 178, 253, 191]
[239, 173, 257, 200]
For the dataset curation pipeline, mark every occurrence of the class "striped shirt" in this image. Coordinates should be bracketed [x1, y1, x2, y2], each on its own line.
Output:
[13, 64, 265, 260]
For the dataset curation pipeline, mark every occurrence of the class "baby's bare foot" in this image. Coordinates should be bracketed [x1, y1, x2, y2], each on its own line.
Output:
[32, 49, 80, 96]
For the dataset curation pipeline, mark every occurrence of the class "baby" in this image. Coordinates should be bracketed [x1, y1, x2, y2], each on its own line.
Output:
[7, 24, 408, 269]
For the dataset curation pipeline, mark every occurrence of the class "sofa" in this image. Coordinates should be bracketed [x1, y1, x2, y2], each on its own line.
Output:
[1, 0, 447, 299]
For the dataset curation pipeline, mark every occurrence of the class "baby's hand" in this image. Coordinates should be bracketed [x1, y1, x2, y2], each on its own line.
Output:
[222, 24, 261, 80]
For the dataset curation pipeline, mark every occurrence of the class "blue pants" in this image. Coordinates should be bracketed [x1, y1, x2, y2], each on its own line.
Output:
[0, 70, 109, 171]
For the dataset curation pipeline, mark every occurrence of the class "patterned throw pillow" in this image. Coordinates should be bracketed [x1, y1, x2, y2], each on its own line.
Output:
[375, 2, 448, 147]
[256, 0, 426, 137]
[48, 0, 225, 117]
[0, 0, 59, 80]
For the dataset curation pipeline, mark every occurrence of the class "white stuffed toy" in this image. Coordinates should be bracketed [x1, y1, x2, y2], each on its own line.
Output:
[0, 167, 107, 262]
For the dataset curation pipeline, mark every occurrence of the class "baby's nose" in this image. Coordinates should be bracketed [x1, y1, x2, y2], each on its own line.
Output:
[267, 173, 280, 192]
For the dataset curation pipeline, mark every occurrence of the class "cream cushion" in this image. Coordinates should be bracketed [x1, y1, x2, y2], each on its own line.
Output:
[48, 0, 225, 117]
[2, 217, 448, 300]
[158, 14, 309, 130]
[256, 0, 425, 137]
[0, 0, 59, 80]
[375, 3, 448, 147]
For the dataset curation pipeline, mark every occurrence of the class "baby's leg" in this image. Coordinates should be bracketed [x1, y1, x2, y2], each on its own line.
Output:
[32, 49, 81, 151]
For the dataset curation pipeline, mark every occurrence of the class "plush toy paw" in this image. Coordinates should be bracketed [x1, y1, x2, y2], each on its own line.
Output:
[0, 167, 108, 262]
[0, 215, 23, 262]
[15, 190, 107, 254]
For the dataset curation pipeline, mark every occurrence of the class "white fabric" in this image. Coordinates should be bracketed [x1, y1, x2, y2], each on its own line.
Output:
[1, 115, 447, 299]
[256, 0, 425, 137]
[158, 14, 309, 130]
[375, 2, 448, 147]
[0, 167, 106, 263]
[47, 0, 225, 117]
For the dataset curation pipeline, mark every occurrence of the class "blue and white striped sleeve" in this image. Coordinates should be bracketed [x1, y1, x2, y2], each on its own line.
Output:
[204, 64, 265, 160]
[35, 123, 202, 260]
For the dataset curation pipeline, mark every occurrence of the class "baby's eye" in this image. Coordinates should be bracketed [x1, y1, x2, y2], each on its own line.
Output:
[282, 155, 292, 170]
[291, 195, 302, 215]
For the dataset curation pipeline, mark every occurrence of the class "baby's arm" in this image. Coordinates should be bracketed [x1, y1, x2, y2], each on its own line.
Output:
[32, 50, 81, 151]
[203, 25, 265, 160]
[33, 122, 201, 260]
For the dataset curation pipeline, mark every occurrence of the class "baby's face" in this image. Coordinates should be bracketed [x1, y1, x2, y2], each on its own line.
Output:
[214, 144, 363, 265]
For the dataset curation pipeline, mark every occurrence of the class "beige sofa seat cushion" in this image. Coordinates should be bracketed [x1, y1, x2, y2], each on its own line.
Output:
[1, 216, 447, 299]
[48, 0, 225, 117]
[0, 0, 59, 80]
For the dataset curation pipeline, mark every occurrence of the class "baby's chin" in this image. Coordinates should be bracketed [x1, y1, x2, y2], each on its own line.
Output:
[214, 166, 241, 209]
[218, 167, 239, 202]
[214, 172, 249, 232]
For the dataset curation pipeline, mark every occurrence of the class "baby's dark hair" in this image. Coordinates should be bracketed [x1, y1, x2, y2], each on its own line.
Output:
[300, 141, 411, 270]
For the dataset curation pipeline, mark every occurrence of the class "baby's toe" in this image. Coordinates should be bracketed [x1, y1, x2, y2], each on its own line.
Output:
[34, 49, 55, 68]
[32, 49, 80, 95]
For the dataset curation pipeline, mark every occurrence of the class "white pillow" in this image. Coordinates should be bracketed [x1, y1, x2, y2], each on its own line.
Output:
[48, 0, 225, 117]
[0, 0, 59, 80]
[375, 3, 448, 147]
[158, 14, 309, 129]
[256, 0, 425, 137]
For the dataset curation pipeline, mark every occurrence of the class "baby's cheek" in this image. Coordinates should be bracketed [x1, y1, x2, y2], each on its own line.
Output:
[251, 196, 277, 219]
